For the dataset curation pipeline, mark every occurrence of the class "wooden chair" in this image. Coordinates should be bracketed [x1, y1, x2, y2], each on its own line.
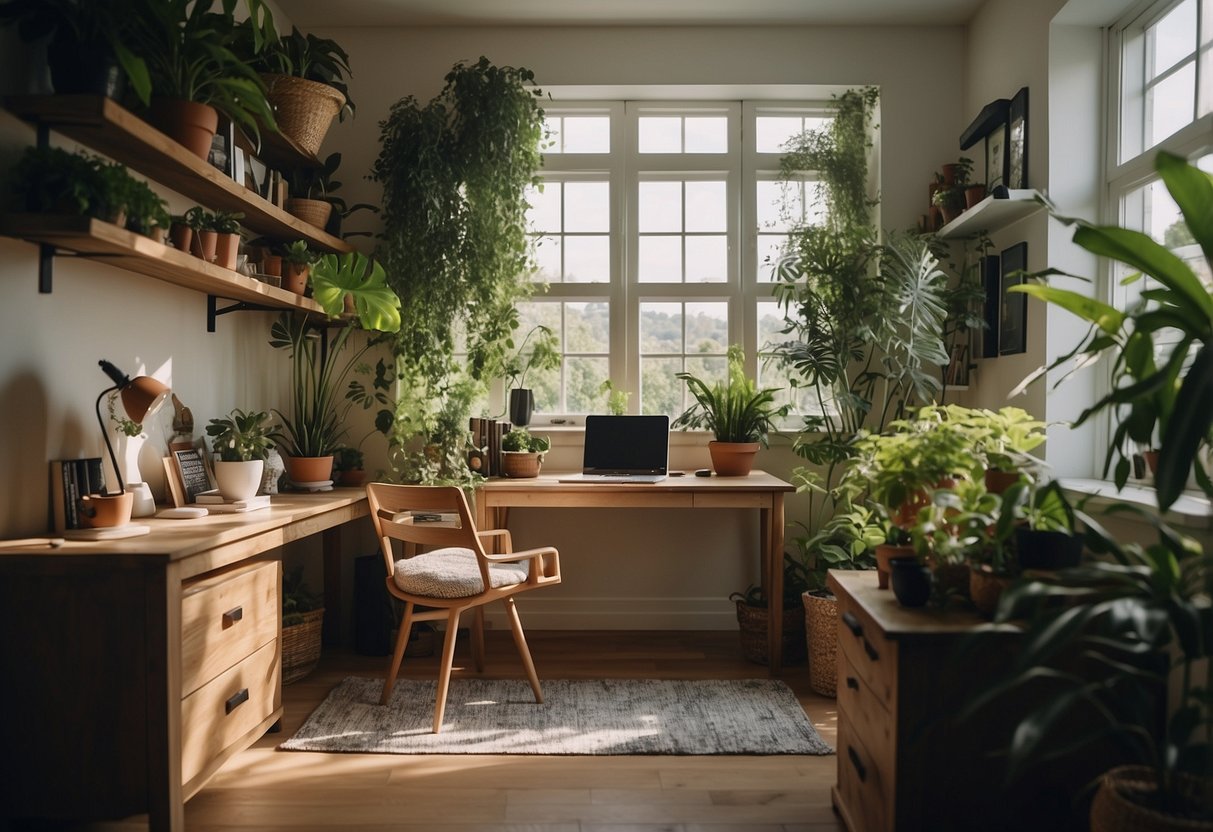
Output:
[365, 483, 561, 733]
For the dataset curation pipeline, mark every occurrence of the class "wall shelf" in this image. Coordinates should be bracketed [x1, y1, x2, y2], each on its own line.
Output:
[0, 214, 325, 328]
[3, 95, 352, 253]
[936, 189, 1045, 239]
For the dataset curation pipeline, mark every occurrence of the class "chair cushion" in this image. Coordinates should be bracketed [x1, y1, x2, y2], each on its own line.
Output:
[394, 547, 529, 599]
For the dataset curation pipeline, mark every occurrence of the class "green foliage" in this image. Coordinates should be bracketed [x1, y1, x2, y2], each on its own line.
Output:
[106, 391, 143, 438]
[122, 177, 170, 235]
[309, 251, 402, 334]
[599, 379, 630, 415]
[372, 56, 545, 484]
[918, 404, 1047, 474]
[333, 446, 363, 472]
[673, 345, 790, 445]
[502, 428, 550, 454]
[206, 209, 242, 234]
[205, 408, 275, 462]
[237, 20, 355, 119]
[9, 146, 147, 223]
[1011, 151, 1213, 510]
[499, 324, 562, 392]
[180, 205, 209, 231]
[281, 240, 314, 266]
[793, 501, 883, 591]
[129, 0, 277, 150]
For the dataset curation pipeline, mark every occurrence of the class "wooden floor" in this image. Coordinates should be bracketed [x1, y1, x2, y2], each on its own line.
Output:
[76, 631, 846, 832]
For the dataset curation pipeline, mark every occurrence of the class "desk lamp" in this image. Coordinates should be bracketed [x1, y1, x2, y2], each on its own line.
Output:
[95, 359, 171, 496]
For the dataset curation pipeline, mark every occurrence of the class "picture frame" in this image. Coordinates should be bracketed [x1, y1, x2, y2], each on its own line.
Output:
[985, 122, 1008, 191]
[999, 242, 1028, 356]
[1007, 87, 1029, 189]
[207, 119, 236, 179]
[165, 438, 215, 507]
[981, 254, 1001, 358]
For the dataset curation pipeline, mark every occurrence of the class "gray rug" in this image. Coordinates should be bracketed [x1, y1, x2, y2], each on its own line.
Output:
[280, 677, 833, 755]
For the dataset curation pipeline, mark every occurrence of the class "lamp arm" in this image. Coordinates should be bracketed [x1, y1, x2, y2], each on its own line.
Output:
[94, 384, 124, 497]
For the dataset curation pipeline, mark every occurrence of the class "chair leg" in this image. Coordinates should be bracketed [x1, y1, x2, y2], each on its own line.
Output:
[471, 605, 486, 673]
[432, 608, 463, 733]
[381, 602, 414, 706]
[503, 596, 542, 703]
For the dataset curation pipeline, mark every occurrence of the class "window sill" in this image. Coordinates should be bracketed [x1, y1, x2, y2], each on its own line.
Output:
[1060, 477, 1212, 531]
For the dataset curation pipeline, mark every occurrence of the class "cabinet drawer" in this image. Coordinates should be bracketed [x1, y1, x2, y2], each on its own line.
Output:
[180, 639, 280, 787]
[836, 591, 897, 710]
[181, 560, 279, 696]
[838, 666, 894, 781]
[836, 711, 892, 832]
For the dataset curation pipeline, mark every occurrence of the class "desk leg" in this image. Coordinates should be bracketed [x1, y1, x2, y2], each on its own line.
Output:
[322, 525, 342, 646]
[765, 493, 786, 676]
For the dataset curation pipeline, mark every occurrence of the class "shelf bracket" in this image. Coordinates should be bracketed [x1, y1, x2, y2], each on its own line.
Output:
[35, 124, 54, 293]
[207, 295, 276, 332]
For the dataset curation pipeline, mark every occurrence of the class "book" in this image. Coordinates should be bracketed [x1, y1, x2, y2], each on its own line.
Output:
[194, 494, 271, 513]
[49, 460, 72, 533]
[62, 524, 152, 541]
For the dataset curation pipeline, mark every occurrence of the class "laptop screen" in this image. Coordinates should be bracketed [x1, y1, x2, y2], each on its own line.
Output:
[582, 415, 670, 475]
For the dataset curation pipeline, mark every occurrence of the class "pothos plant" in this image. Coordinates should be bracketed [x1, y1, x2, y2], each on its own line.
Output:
[371, 56, 546, 485]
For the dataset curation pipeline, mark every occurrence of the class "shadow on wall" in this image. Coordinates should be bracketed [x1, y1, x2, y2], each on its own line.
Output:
[0, 370, 52, 537]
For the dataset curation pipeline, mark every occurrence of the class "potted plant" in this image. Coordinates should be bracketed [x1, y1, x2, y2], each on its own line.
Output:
[0, 0, 151, 103]
[9, 146, 136, 225]
[180, 206, 217, 262]
[969, 151, 1213, 827]
[598, 379, 630, 416]
[731, 551, 811, 667]
[204, 408, 274, 501]
[499, 324, 561, 427]
[281, 240, 315, 295]
[207, 210, 243, 270]
[333, 446, 365, 486]
[283, 152, 371, 232]
[129, 0, 277, 160]
[672, 345, 789, 477]
[932, 157, 975, 224]
[308, 250, 402, 333]
[500, 427, 550, 478]
[123, 178, 170, 242]
[281, 565, 324, 684]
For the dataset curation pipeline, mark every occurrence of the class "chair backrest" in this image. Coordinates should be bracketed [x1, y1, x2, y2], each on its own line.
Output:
[365, 484, 485, 582]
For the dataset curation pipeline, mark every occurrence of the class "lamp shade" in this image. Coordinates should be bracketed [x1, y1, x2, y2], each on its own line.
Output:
[119, 375, 171, 423]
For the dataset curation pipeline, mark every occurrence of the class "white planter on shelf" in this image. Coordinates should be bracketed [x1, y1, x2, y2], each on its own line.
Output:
[213, 460, 264, 502]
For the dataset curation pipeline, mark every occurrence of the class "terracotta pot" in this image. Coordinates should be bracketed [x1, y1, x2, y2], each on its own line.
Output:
[283, 263, 309, 295]
[927, 205, 943, 231]
[286, 455, 334, 484]
[939, 203, 960, 225]
[1143, 449, 1160, 475]
[964, 185, 987, 209]
[1090, 765, 1213, 832]
[708, 440, 759, 477]
[148, 97, 219, 161]
[930, 560, 971, 600]
[169, 222, 192, 254]
[262, 254, 283, 277]
[214, 232, 240, 271]
[339, 469, 366, 487]
[940, 163, 959, 186]
[875, 543, 916, 590]
[192, 229, 218, 263]
[969, 566, 1013, 618]
[984, 468, 1023, 495]
[81, 492, 134, 528]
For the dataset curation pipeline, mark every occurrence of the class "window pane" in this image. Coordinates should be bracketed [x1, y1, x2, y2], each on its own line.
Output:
[564, 182, 610, 232]
[1150, 0, 1196, 77]
[638, 117, 681, 153]
[566, 301, 610, 353]
[1148, 62, 1196, 147]
[685, 302, 728, 353]
[533, 235, 562, 282]
[526, 184, 561, 232]
[564, 236, 610, 283]
[756, 117, 804, 153]
[641, 356, 682, 417]
[684, 117, 727, 153]
[685, 181, 727, 232]
[640, 302, 682, 353]
[757, 234, 788, 283]
[1201, 45, 1212, 117]
[639, 181, 682, 232]
[757, 180, 802, 231]
[685, 355, 727, 384]
[638, 236, 682, 282]
[562, 117, 610, 153]
[566, 356, 609, 412]
[686, 236, 728, 283]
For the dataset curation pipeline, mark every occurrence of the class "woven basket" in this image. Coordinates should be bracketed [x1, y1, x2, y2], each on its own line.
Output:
[736, 600, 806, 666]
[1090, 766, 1213, 832]
[803, 592, 838, 697]
[282, 607, 325, 685]
[285, 197, 333, 230]
[263, 74, 345, 156]
[501, 452, 542, 478]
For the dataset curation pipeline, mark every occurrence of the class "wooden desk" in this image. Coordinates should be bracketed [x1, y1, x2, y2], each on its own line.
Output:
[0, 490, 368, 832]
[476, 471, 794, 673]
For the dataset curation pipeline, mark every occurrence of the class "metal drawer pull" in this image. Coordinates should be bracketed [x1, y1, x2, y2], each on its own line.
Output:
[841, 610, 862, 636]
[847, 745, 867, 782]
[225, 688, 250, 714]
[863, 638, 879, 662]
[222, 606, 244, 625]
[846, 676, 859, 690]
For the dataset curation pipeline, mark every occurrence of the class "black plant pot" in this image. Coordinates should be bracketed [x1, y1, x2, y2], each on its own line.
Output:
[46, 39, 125, 100]
[891, 559, 932, 608]
[1015, 527, 1084, 570]
[509, 388, 534, 427]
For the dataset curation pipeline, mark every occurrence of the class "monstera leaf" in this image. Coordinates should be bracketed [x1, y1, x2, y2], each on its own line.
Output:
[310, 251, 401, 333]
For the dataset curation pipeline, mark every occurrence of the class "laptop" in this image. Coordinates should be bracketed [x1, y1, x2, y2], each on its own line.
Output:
[557, 415, 670, 483]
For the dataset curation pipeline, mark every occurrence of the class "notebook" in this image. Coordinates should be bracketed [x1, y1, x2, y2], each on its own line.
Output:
[558, 415, 670, 483]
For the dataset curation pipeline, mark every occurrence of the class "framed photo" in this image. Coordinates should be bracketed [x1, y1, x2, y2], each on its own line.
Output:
[986, 123, 1008, 191]
[165, 438, 215, 507]
[1007, 87, 1029, 189]
[981, 254, 1001, 358]
[999, 242, 1028, 356]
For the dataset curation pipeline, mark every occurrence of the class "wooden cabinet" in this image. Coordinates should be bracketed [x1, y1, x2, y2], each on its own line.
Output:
[828, 570, 1109, 832]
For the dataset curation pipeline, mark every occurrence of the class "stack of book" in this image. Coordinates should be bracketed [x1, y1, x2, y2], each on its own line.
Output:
[48, 458, 105, 533]
[194, 493, 272, 513]
[468, 418, 510, 477]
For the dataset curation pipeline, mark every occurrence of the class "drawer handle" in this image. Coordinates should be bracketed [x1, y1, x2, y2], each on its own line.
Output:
[842, 611, 862, 637]
[863, 637, 879, 662]
[846, 676, 859, 691]
[847, 745, 867, 782]
[222, 606, 244, 626]
[225, 688, 250, 715]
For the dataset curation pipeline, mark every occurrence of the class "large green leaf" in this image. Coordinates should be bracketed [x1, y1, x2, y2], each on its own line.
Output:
[1156, 344, 1213, 510]
[1156, 150, 1213, 276]
[310, 252, 402, 333]
[1010, 283, 1125, 334]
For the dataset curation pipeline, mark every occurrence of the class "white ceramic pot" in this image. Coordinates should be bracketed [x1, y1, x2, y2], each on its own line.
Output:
[214, 460, 264, 502]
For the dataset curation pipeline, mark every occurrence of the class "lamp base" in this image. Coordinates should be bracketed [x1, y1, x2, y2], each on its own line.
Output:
[81, 492, 134, 528]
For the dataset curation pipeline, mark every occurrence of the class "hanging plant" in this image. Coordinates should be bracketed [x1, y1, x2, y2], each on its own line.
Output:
[371, 56, 546, 484]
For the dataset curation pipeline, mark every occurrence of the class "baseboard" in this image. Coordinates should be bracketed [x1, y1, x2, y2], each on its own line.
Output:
[479, 596, 740, 630]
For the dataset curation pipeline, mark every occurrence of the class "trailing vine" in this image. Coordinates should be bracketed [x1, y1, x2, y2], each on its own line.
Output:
[372, 56, 546, 483]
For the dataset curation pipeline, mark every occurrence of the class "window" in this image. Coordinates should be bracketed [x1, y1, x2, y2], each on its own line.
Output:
[518, 94, 866, 424]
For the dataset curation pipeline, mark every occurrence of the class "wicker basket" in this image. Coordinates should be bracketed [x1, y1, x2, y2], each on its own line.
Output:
[285, 197, 333, 230]
[501, 451, 542, 478]
[1090, 765, 1213, 832]
[282, 607, 325, 685]
[736, 600, 806, 666]
[803, 592, 838, 697]
[263, 74, 345, 156]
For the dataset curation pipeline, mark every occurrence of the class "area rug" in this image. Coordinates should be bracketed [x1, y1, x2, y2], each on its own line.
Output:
[280, 677, 833, 755]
